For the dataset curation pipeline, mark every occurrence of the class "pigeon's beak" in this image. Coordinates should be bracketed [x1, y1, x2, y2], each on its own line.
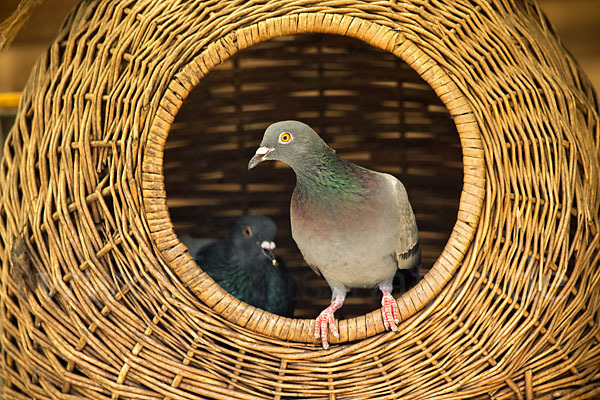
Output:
[261, 241, 278, 266]
[248, 147, 274, 170]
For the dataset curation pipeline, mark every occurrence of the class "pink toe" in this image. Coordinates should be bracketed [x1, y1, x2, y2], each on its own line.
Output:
[381, 292, 400, 331]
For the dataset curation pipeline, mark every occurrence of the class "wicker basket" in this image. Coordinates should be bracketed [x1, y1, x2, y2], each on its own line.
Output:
[1, 1, 599, 399]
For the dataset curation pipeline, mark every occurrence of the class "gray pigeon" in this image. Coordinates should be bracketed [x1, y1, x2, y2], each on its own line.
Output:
[249, 121, 419, 349]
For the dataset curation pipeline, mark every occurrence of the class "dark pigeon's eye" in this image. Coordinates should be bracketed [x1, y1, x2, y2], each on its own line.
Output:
[243, 226, 252, 238]
[279, 132, 292, 143]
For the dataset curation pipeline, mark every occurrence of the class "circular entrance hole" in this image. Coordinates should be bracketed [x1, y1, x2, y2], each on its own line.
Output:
[163, 33, 463, 320]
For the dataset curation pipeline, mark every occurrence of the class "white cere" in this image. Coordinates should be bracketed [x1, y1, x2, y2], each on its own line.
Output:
[255, 146, 272, 155]
[261, 241, 276, 250]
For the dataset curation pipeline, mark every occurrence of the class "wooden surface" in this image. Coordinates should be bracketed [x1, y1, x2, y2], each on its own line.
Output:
[0, 0, 599, 93]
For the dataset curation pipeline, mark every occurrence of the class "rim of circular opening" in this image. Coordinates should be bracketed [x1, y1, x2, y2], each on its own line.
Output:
[142, 14, 485, 345]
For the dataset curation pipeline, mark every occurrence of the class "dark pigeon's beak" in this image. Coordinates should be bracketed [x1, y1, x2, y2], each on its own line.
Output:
[261, 240, 279, 266]
[248, 147, 274, 170]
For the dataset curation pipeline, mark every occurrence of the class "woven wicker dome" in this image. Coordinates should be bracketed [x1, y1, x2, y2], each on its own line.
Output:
[1, 0, 599, 399]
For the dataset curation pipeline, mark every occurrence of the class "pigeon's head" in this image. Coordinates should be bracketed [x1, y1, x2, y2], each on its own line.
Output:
[248, 120, 330, 171]
[230, 215, 278, 265]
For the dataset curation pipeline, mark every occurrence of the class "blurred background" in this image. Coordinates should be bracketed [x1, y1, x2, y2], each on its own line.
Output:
[1, 0, 599, 93]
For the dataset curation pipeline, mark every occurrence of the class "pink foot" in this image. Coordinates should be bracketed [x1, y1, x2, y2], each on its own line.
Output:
[381, 291, 400, 331]
[314, 302, 341, 350]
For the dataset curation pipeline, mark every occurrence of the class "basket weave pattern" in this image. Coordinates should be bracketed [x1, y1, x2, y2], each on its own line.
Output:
[1, 0, 599, 399]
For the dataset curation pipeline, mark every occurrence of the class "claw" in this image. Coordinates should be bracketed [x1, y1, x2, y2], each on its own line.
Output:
[314, 300, 343, 349]
[381, 291, 400, 332]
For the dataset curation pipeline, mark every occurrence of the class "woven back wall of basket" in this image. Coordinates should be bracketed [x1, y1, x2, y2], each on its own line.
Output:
[1, 0, 599, 399]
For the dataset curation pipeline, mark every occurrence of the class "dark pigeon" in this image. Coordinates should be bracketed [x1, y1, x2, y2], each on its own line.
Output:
[192, 215, 296, 318]
[249, 121, 420, 349]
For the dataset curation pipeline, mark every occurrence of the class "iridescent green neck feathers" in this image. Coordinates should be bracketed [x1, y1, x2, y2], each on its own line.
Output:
[294, 150, 372, 204]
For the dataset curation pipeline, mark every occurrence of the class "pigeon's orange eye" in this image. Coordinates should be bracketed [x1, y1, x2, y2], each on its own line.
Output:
[279, 132, 291, 143]
[243, 226, 252, 238]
